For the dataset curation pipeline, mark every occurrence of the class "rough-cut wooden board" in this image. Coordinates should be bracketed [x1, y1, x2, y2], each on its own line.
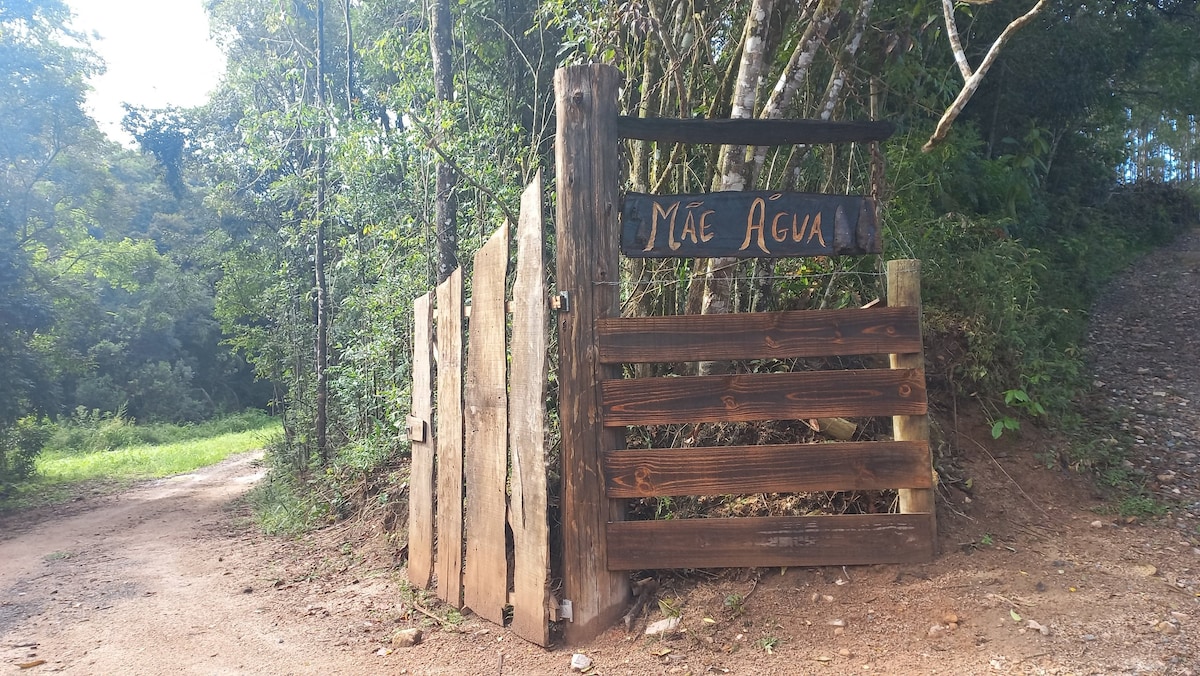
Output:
[888, 259, 937, 546]
[607, 514, 934, 570]
[435, 269, 464, 608]
[407, 292, 435, 589]
[508, 172, 550, 647]
[596, 307, 920, 363]
[620, 191, 879, 258]
[554, 65, 630, 643]
[616, 117, 895, 145]
[600, 369, 926, 426]
[603, 441, 932, 498]
[463, 225, 509, 626]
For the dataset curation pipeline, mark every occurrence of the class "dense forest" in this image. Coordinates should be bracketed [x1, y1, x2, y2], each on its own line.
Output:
[2, 0, 1197, 507]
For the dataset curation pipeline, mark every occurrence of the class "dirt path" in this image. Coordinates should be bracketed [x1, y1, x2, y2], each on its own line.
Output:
[3, 231, 1199, 675]
[0, 454, 359, 675]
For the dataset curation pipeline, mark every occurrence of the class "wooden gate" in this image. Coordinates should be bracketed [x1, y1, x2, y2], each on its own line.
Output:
[406, 173, 551, 647]
[554, 64, 935, 643]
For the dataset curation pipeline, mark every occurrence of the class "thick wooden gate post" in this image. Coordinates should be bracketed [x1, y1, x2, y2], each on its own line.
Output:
[555, 64, 630, 643]
[887, 259, 937, 541]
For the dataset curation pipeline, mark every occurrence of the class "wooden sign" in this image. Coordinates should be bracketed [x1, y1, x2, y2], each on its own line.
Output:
[620, 191, 881, 258]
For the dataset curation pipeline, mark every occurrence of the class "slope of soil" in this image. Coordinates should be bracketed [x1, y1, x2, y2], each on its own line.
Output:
[3, 230, 1199, 675]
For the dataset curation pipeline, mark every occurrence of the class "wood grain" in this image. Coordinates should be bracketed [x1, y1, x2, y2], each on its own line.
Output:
[603, 441, 932, 497]
[616, 117, 896, 145]
[606, 514, 934, 570]
[555, 65, 631, 644]
[600, 369, 926, 426]
[887, 259, 937, 545]
[596, 307, 920, 363]
[407, 292, 435, 589]
[434, 269, 464, 608]
[463, 225, 509, 626]
[508, 172, 550, 646]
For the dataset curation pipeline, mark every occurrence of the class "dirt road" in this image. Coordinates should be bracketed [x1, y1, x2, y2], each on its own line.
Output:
[0, 454, 359, 675]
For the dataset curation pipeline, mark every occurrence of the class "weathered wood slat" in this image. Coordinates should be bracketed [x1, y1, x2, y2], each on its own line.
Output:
[607, 514, 934, 570]
[407, 293, 435, 589]
[616, 117, 895, 145]
[597, 307, 920, 363]
[555, 65, 631, 643]
[463, 226, 510, 626]
[435, 269, 464, 607]
[620, 191, 880, 258]
[508, 172, 551, 647]
[601, 369, 926, 426]
[888, 259, 937, 549]
[604, 441, 931, 498]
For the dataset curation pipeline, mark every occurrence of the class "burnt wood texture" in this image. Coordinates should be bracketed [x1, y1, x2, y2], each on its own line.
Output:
[600, 369, 926, 426]
[596, 307, 920, 363]
[604, 441, 933, 497]
[607, 514, 934, 570]
[616, 116, 895, 145]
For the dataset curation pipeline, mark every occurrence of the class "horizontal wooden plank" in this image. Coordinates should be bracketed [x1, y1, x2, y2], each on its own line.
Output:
[600, 369, 926, 426]
[597, 307, 920, 363]
[607, 514, 934, 570]
[620, 191, 879, 258]
[616, 117, 896, 145]
[604, 441, 931, 497]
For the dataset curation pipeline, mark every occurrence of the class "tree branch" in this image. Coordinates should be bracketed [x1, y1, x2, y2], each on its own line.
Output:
[942, 0, 974, 81]
[924, 0, 1050, 152]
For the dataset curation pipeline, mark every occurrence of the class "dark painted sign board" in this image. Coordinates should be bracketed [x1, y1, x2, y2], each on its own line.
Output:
[620, 191, 881, 258]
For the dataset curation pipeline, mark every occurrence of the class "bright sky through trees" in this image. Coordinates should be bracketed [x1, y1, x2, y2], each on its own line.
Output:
[67, 0, 225, 143]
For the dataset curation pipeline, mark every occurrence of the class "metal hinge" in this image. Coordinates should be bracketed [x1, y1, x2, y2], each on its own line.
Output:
[550, 291, 571, 313]
[555, 599, 573, 622]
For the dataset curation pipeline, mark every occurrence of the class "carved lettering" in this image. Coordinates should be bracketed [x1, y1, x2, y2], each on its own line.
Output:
[806, 212, 826, 247]
[699, 210, 716, 242]
[622, 191, 876, 258]
[645, 201, 679, 252]
[739, 197, 769, 254]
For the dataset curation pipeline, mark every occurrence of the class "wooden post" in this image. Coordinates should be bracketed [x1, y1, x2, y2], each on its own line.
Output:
[887, 259, 936, 542]
[554, 64, 630, 644]
[407, 292, 435, 588]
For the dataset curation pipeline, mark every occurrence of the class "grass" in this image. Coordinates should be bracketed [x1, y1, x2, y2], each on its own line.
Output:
[0, 413, 281, 513]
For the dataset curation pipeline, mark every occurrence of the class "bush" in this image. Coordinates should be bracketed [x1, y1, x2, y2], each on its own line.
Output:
[0, 417, 51, 492]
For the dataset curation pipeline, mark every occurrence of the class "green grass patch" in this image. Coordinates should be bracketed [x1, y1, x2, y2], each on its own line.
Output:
[0, 415, 280, 513]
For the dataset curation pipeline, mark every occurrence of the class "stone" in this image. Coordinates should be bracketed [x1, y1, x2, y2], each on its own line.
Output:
[1155, 621, 1181, 635]
[391, 628, 423, 648]
[570, 653, 593, 671]
[645, 617, 681, 636]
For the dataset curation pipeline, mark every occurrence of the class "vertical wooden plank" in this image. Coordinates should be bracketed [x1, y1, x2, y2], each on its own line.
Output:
[463, 225, 509, 626]
[888, 258, 937, 550]
[435, 269, 465, 607]
[509, 171, 551, 646]
[407, 292, 435, 588]
[555, 64, 630, 644]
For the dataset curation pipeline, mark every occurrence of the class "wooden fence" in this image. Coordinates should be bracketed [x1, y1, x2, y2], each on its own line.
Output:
[406, 173, 551, 647]
[405, 64, 935, 647]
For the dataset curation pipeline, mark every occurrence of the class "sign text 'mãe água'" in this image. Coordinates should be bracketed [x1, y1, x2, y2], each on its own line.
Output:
[620, 191, 881, 258]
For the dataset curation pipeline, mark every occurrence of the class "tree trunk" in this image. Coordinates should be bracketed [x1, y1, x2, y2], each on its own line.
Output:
[432, 0, 457, 282]
[698, 0, 777, 376]
[314, 0, 330, 463]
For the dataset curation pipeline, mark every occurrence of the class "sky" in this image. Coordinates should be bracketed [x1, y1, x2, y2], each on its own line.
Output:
[67, 0, 226, 144]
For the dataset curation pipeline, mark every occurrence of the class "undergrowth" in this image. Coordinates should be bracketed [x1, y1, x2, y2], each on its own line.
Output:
[0, 410, 280, 512]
